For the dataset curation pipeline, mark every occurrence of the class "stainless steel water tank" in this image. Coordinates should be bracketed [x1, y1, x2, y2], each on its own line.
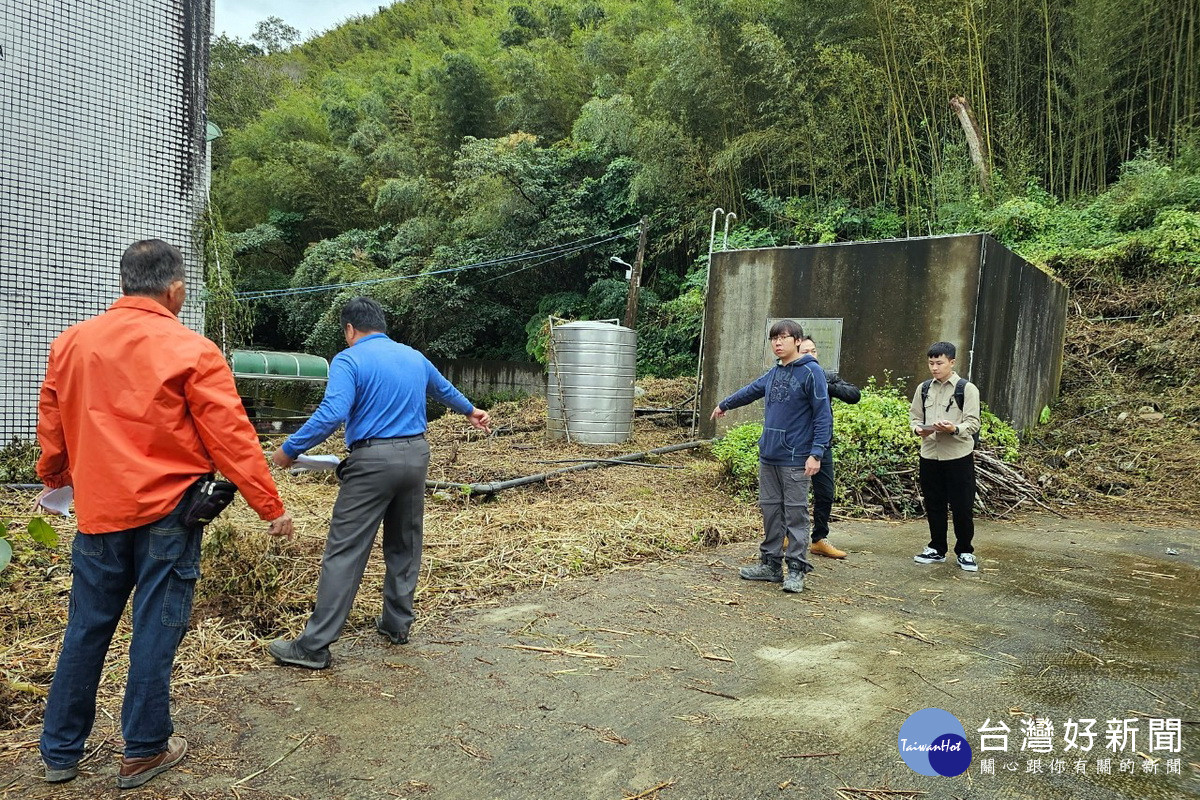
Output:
[546, 320, 636, 444]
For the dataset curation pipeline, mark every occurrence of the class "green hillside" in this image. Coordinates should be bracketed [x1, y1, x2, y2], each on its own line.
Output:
[207, 0, 1198, 381]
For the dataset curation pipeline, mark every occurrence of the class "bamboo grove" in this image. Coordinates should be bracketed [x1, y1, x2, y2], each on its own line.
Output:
[209, 0, 1198, 362]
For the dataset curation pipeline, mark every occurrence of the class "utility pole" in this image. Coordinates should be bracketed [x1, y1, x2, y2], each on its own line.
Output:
[623, 216, 649, 329]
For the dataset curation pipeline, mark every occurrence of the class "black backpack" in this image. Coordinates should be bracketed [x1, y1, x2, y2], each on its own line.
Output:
[921, 378, 980, 448]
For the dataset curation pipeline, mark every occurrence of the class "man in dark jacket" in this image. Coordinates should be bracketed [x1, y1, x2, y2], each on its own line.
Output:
[710, 320, 833, 594]
[798, 336, 861, 558]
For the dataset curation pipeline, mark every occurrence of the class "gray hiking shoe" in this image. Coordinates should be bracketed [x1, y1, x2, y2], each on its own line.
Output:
[739, 555, 783, 582]
[782, 560, 806, 593]
[268, 638, 331, 669]
[44, 764, 78, 783]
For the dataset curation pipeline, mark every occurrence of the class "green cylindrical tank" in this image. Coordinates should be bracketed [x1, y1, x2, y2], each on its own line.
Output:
[230, 350, 329, 381]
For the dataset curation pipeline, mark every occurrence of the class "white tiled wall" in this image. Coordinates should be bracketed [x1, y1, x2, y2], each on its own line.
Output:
[0, 0, 210, 441]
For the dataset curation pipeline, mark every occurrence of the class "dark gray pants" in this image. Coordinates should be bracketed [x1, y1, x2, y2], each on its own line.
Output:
[758, 462, 813, 573]
[296, 437, 430, 651]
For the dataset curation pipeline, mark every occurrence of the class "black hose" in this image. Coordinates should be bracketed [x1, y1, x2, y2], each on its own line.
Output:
[426, 439, 714, 496]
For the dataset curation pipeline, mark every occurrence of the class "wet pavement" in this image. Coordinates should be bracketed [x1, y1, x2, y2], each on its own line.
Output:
[7, 514, 1199, 800]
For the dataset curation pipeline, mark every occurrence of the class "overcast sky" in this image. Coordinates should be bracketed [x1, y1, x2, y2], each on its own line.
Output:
[212, 1, 391, 42]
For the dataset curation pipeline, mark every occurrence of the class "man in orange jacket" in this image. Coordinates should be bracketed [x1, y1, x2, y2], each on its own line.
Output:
[35, 239, 294, 789]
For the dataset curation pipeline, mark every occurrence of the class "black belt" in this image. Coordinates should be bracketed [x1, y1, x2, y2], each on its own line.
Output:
[349, 433, 424, 451]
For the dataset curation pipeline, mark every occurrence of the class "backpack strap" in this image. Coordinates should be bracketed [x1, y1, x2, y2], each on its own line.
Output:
[953, 378, 981, 448]
[920, 379, 933, 423]
[953, 378, 967, 411]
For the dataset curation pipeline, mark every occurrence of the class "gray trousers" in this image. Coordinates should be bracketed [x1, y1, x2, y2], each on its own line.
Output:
[758, 462, 813, 573]
[296, 437, 430, 651]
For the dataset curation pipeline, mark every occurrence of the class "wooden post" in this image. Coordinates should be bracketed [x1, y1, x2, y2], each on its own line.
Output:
[623, 217, 649, 329]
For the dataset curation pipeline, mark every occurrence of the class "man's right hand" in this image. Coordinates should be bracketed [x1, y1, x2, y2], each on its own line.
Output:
[267, 513, 294, 539]
[710, 406, 726, 420]
[467, 408, 492, 434]
[33, 486, 54, 513]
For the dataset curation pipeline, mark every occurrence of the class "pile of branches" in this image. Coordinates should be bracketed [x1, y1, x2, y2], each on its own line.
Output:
[839, 448, 1057, 520]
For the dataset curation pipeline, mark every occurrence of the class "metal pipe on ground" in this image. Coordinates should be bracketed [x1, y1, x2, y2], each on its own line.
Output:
[7, 441, 716, 498]
[427, 439, 714, 496]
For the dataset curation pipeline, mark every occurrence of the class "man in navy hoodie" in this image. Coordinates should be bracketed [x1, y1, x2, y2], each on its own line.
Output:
[711, 320, 833, 593]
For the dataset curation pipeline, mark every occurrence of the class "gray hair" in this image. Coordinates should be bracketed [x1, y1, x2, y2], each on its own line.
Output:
[120, 240, 185, 296]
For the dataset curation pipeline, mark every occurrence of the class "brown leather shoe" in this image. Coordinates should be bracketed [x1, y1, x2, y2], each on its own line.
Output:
[117, 735, 187, 789]
[810, 538, 847, 559]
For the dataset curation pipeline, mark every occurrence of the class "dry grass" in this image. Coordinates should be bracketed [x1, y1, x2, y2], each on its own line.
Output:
[1019, 307, 1200, 517]
[0, 387, 757, 744]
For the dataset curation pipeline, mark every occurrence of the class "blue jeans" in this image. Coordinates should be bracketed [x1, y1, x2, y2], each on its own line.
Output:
[40, 505, 201, 769]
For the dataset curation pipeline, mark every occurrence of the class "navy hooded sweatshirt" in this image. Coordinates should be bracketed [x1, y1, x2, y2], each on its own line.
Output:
[717, 354, 834, 466]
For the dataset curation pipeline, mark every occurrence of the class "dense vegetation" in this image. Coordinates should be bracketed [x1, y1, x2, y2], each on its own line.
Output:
[207, 0, 1198, 376]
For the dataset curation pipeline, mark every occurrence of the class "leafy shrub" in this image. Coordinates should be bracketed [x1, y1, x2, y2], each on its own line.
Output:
[0, 438, 39, 483]
[709, 421, 764, 498]
[827, 379, 922, 511]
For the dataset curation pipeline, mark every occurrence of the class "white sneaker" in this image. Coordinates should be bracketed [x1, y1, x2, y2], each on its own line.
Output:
[913, 547, 945, 564]
[957, 553, 979, 572]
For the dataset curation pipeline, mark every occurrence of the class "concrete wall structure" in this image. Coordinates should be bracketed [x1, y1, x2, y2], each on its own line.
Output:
[700, 234, 1067, 436]
[0, 0, 211, 441]
[431, 359, 546, 400]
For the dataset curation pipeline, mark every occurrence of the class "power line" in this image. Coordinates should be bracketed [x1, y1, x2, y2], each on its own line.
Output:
[233, 226, 638, 301]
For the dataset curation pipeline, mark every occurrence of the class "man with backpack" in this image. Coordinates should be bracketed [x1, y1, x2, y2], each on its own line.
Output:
[909, 341, 981, 572]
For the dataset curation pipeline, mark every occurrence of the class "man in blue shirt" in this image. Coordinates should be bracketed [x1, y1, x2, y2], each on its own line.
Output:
[710, 320, 832, 594]
[269, 297, 490, 668]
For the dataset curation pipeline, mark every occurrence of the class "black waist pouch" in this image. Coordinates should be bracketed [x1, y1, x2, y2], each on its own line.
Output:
[180, 474, 238, 529]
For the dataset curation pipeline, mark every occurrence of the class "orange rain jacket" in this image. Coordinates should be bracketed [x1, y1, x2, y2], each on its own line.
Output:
[36, 296, 285, 534]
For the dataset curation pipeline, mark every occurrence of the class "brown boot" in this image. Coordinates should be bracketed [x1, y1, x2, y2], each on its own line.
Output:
[117, 736, 187, 789]
[810, 538, 847, 559]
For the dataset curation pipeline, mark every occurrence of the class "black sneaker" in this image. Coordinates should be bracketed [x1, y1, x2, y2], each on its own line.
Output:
[375, 617, 409, 645]
[268, 638, 331, 669]
[957, 553, 979, 572]
[913, 547, 946, 564]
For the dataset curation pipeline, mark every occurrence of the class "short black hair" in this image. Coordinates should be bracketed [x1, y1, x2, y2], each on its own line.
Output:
[341, 296, 388, 333]
[120, 239, 185, 295]
[928, 341, 957, 359]
[768, 319, 804, 340]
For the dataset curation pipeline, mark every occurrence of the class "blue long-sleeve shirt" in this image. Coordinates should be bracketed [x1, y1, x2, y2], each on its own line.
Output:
[718, 355, 833, 466]
[281, 333, 474, 457]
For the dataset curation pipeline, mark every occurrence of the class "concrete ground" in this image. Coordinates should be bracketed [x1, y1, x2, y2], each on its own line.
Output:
[6, 514, 1199, 800]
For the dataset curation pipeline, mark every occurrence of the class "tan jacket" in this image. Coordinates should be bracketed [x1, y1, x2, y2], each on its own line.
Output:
[909, 372, 980, 461]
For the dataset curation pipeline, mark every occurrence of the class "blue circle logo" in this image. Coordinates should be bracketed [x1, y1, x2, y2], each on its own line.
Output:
[898, 708, 973, 776]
